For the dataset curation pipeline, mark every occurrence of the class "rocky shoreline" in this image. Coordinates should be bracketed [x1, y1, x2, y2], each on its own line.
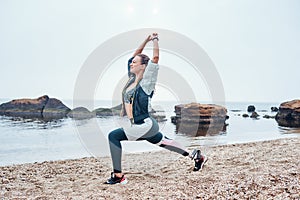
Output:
[0, 95, 167, 123]
[0, 96, 299, 199]
[1, 95, 300, 130]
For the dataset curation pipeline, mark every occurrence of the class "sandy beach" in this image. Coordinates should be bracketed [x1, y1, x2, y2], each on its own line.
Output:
[1, 137, 299, 199]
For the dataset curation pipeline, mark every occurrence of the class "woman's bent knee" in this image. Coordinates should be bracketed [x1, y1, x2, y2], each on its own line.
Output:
[108, 128, 127, 142]
[147, 132, 163, 144]
[108, 132, 115, 142]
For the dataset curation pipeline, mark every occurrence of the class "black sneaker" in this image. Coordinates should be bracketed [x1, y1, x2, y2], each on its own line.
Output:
[190, 149, 198, 159]
[104, 172, 128, 185]
[193, 150, 208, 171]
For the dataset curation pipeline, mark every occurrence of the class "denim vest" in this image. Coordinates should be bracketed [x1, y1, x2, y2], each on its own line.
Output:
[132, 85, 151, 124]
[127, 57, 158, 124]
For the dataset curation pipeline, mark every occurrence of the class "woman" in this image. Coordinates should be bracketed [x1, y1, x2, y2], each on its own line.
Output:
[105, 33, 207, 185]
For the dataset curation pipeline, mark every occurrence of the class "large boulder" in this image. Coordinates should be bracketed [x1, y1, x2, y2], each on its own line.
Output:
[0, 95, 70, 120]
[43, 98, 71, 120]
[0, 95, 49, 118]
[171, 103, 228, 136]
[275, 100, 300, 127]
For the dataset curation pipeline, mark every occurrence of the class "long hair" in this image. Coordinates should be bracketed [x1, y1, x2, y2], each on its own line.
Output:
[120, 54, 150, 117]
[120, 75, 135, 117]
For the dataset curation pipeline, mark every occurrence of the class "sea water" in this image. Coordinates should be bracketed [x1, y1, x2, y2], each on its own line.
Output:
[0, 99, 299, 166]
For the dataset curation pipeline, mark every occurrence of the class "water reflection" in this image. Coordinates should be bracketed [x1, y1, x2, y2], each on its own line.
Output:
[0, 115, 66, 130]
[278, 126, 300, 134]
[174, 120, 227, 137]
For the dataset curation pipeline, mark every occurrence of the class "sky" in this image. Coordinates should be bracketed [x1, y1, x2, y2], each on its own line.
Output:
[0, 0, 299, 105]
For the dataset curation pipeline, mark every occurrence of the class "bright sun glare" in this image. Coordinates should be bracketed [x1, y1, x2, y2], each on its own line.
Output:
[127, 5, 134, 13]
[152, 8, 159, 15]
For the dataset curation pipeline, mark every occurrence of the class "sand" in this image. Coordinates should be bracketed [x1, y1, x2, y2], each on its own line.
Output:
[1, 137, 299, 199]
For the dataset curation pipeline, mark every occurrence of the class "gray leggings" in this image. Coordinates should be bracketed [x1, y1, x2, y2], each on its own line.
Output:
[108, 127, 189, 173]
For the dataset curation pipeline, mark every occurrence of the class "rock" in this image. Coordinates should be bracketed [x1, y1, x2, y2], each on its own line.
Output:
[94, 104, 167, 122]
[149, 107, 167, 122]
[271, 107, 279, 112]
[171, 116, 178, 124]
[0, 95, 49, 118]
[171, 103, 228, 136]
[263, 115, 275, 119]
[250, 112, 259, 119]
[242, 114, 249, 118]
[247, 105, 256, 112]
[67, 107, 95, 120]
[275, 99, 300, 127]
[0, 95, 70, 120]
[93, 104, 122, 117]
[151, 112, 167, 122]
[43, 98, 70, 120]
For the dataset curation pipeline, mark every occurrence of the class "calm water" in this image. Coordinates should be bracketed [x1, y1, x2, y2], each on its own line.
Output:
[0, 99, 299, 166]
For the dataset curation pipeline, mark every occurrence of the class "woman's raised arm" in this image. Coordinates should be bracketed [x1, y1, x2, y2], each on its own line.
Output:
[132, 35, 152, 57]
[151, 33, 159, 64]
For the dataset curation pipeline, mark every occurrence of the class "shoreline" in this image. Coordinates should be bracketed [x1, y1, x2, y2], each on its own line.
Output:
[0, 133, 298, 168]
[1, 137, 299, 199]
